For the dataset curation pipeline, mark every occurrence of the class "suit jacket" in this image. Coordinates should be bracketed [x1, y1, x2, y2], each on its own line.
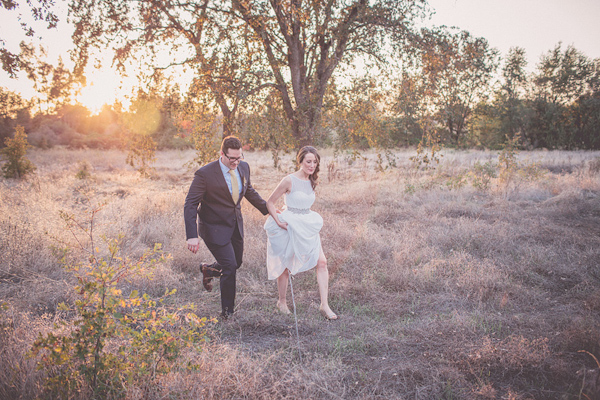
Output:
[184, 159, 268, 246]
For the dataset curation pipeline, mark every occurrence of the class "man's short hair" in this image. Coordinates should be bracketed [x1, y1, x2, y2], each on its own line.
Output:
[221, 136, 242, 154]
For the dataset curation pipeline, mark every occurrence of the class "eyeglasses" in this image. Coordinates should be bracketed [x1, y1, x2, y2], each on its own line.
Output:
[224, 154, 244, 162]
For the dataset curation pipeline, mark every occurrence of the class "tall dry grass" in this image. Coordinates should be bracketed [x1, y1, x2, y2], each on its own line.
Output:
[1, 147, 600, 399]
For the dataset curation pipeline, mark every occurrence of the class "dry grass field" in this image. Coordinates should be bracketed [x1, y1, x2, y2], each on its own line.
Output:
[1, 147, 600, 399]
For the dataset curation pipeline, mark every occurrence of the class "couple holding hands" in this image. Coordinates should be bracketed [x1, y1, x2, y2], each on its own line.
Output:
[184, 136, 337, 321]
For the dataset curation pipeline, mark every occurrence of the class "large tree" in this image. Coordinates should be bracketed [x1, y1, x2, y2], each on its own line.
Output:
[68, 0, 428, 146]
[232, 0, 427, 145]
[417, 27, 498, 146]
[529, 44, 598, 149]
[534, 43, 596, 106]
[498, 47, 529, 140]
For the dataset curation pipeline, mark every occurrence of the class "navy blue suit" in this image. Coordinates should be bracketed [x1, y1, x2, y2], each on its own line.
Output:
[184, 160, 268, 314]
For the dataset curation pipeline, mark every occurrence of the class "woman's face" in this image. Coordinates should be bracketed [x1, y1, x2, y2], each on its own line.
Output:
[300, 153, 318, 176]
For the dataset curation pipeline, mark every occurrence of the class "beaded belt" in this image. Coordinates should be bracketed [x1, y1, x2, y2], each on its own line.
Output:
[286, 206, 310, 214]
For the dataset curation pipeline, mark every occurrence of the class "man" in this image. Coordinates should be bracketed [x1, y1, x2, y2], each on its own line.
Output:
[184, 136, 268, 319]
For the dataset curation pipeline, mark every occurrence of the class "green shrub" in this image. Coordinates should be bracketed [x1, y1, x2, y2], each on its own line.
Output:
[498, 134, 519, 185]
[29, 208, 211, 398]
[518, 161, 546, 182]
[75, 161, 92, 180]
[446, 170, 469, 190]
[410, 130, 443, 170]
[469, 161, 497, 190]
[1, 125, 36, 179]
[497, 134, 546, 195]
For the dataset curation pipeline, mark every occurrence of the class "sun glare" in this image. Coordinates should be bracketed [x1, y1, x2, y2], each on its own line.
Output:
[76, 69, 133, 113]
[75, 63, 193, 114]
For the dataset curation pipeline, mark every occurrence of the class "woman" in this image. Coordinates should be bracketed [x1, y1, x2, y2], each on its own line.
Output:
[264, 146, 338, 320]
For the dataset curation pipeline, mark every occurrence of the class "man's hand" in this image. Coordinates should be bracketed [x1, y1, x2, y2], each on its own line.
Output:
[187, 238, 200, 254]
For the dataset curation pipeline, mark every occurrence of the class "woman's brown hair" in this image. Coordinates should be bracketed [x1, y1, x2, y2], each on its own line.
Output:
[297, 146, 320, 190]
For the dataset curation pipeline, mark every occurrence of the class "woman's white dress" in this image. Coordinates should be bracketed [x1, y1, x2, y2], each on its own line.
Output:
[264, 175, 323, 280]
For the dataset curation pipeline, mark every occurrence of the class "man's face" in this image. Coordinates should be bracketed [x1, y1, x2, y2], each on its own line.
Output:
[220, 148, 243, 170]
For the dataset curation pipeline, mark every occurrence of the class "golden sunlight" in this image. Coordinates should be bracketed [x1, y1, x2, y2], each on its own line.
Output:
[76, 69, 133, 113]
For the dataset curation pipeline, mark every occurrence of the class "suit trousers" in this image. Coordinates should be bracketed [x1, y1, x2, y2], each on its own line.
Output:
[205, 223, 244, 314]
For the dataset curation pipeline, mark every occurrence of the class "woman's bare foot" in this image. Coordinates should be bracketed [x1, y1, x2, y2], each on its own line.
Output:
[277, 300, 291, 315]
[319, 305, 338, 320]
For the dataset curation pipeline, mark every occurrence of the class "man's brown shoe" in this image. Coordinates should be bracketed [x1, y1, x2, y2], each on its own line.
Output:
[201, 263, 220, 292]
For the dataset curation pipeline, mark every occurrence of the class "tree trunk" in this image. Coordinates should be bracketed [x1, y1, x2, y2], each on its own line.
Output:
[222, 111, 234, 138]
[293, 100, 319, 147]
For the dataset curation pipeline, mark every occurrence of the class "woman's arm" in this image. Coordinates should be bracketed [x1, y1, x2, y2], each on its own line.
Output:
[266, 176, 292, 229]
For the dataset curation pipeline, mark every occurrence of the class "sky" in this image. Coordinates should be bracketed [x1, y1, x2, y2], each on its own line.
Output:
[425, 0, 600, 66]
[1, 0, 600, 113]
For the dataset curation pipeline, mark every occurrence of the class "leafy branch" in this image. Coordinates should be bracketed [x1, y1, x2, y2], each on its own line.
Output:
[29, 203, 213, 398]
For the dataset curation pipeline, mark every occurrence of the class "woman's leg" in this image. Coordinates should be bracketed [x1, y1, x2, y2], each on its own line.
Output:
[276, 269, 291, 314]
[316, 249, 337, 319]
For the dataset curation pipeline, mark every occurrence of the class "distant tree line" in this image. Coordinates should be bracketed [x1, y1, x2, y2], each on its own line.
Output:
[1, 33, 598, 153]
[470, 44, 600, 150]
[323, 40, 599, 152]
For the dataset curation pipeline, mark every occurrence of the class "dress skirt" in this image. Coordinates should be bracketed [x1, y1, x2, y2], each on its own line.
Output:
[264, 208, 323, 280]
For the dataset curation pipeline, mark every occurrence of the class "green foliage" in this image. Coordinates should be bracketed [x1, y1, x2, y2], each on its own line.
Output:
[518, 161, 546, 182]
[1, 125, 36, 179]
[469, 161, 497, 190]
[404, 182, 416, 195]
[323, 77, 401, 172]
[534, 44, 594, 106]
[497, 134, 546, 195]
[375, 150, 397, 172]
[75, 160, 92, 180]
[126, 134, 157, 177]
[0, 87, 31, 145]
[175, 93, 221, 168]
[6, 11, 600, 153]
[20, 47, 82, 113]
[498, 135, 520, 190]
[29, 207, 211, 399]
[410, 130, 443, 170]
[418, 27, 499, 147]
[468, 101, 503, 149]
[445, 171, 469, 190]
[390, 73, 426, 147]
[123, 93, 180, 175]
[498, 134, 520, 185]
[246, 92, 296, 169]
[498, 47, 529, 141]
[327, 77, 389, 149]
[187, 131, 220, 168]
[451, 44, 600, 151]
